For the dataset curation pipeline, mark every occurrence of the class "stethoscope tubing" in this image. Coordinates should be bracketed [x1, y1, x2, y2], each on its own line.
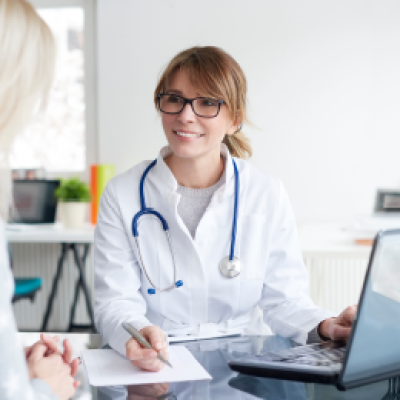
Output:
[230, 159, 239, 261]
[132, 157, 239, 293]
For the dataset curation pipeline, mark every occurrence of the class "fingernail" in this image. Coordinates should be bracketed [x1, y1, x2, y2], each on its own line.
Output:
[150, 351, 157, 357]
[155, 342, 162, 350]
[42, 333, 49, 340]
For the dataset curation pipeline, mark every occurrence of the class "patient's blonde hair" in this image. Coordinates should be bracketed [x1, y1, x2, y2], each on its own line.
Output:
[154, 46, 252, 159]
[0, 0, 56, 219]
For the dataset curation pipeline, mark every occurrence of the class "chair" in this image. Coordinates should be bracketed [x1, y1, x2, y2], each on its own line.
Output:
[12, 277, 42, 303]
[8, 245, 43, 304]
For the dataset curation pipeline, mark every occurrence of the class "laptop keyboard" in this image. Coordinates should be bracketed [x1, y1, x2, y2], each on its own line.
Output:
[258, 341, 347, 367]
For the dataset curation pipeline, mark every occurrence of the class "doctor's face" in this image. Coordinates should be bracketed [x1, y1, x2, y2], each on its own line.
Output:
[160, 69, 238, 162]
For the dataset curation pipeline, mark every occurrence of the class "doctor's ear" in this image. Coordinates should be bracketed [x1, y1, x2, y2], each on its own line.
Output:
[226, 112, 243, 136]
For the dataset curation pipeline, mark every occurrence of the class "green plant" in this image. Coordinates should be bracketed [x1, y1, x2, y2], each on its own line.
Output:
[55, 177, 91, 202]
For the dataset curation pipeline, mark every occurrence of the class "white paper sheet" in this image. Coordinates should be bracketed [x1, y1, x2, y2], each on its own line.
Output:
[82, 346, 212, 387]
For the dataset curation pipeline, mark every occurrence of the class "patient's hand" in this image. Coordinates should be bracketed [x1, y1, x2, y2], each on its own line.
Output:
[26, 343, 77, 400]
[25, 334, 80, 385]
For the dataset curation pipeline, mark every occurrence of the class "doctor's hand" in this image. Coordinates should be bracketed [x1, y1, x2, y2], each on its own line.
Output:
[127, 382, 170, 399]
[126, 326, 169, 372]
[318, 305, 358, 341]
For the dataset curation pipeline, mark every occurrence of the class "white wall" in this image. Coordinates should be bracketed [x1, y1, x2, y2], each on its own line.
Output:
[97, 0, 400, 224]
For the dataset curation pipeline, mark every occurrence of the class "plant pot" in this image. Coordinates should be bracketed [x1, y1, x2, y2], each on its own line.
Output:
[58, 201, 88, 229]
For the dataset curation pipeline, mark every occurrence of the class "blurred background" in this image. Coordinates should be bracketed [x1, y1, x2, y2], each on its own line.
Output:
[8, 0, 400, 331]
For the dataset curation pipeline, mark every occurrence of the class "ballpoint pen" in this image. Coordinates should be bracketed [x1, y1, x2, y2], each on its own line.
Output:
[122, 322, 172, 368]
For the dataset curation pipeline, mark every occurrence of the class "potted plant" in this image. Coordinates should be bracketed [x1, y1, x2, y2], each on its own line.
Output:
[55, 177, 91, 228]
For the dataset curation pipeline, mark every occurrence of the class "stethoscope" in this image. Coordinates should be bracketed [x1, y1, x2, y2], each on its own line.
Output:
[132, 158, 242, 295]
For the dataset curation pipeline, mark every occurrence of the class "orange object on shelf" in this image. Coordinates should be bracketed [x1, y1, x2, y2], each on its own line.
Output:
[355, 238, 374, 246]
[90, 165, 98, 224]
[90, 164, 115, 225]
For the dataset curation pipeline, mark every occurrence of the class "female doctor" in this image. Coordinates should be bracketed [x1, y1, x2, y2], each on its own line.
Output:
[94, 46, 356, 372]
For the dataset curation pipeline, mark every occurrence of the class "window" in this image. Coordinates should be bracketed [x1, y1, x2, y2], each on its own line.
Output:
[10, 0, 96, 173]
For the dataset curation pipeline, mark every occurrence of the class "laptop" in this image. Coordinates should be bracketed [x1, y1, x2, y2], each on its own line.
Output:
[9, 180, 60, 224]
[229, 229, 400, 390]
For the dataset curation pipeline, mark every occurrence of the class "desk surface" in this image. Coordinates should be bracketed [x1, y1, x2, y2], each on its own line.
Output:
[6, 223, 94, 243]
[18, 333, 396, 400]
[6, 222, 372, 253]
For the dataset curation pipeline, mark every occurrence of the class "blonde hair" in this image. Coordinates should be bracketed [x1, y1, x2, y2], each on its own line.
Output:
[0, 0, 56, 219]
[154, 46, 252, 159]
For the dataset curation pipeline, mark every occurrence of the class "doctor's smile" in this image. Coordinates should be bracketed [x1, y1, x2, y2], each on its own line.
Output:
[94, 45, 357, 373]
[173, 130, 204, 139]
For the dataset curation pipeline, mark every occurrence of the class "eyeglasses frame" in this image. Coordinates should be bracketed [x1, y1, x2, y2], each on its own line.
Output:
[157, 93, 225, 118]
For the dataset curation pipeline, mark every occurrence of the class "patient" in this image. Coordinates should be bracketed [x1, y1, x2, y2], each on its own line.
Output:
[0, 0, 79, 399]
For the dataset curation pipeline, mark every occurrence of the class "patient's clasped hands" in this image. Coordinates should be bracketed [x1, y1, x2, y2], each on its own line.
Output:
[25, 333, 80, 400]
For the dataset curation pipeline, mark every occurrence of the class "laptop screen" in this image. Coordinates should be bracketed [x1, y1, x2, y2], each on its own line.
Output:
[341, 230, 400, 386]
[10, 180, 60, 224]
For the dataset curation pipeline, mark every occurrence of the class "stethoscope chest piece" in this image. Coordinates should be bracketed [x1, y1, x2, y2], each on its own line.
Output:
[219, 256, 242, 278]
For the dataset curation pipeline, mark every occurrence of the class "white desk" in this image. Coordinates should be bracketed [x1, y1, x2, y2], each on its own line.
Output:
[7, 223, 96, 332]
[6, 222, 385, 326]
[6, 223, 94, 243]
[298, 223, 372, 256]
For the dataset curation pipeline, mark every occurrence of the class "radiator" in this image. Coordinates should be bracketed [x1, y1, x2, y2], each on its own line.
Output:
[10, 243, 369, 331]
[304, 254, 369, 314]
[10, 242, 94, 331]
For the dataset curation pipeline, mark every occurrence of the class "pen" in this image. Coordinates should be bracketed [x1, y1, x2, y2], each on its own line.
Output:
[122, 322, 172, 368]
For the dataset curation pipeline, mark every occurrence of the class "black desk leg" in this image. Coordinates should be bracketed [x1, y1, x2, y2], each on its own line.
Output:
[67, 244, 89, 330]
[41, 243, 69, 332]
[384, 377, 400, 398]
[68, 244, 96, 332]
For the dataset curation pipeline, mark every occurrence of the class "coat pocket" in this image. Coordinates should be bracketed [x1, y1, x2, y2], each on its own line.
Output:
[239, 214, 267, 280]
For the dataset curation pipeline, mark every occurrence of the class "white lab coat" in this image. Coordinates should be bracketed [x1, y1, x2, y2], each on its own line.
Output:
[94, 145, 334, 357]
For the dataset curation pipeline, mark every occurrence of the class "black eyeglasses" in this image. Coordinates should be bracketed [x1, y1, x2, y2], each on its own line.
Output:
[157, 94, 224, 118]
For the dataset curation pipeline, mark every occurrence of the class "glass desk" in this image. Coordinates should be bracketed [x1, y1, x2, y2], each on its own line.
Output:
[19, 333, 400, 400]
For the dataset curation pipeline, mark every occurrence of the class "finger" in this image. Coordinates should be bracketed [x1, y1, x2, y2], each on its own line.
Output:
[159, 348, 169, 361]
[126, 338, 154, 359]
[128, 348, 158, 361]
[344, 305, 358, 322]
[126, 337, 141, 352]
[74, 380, 81, 389]
[62, 339, 73, 364]
[29, 343, 48, 362]
[338, 305, 358, 326]
[41, 334, 60, 356]
[24, 345, 33, 358]
[70, 358, 80, 377]
[332, 325, 352, 340]
[42, 334, 60, 343]
[146, 330, 166, 352]
[133, 358, 164, 372]
[41, 333, 60, 344]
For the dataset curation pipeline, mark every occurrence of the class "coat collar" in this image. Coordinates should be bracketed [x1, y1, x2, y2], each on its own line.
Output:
[152, 144, 236, 205]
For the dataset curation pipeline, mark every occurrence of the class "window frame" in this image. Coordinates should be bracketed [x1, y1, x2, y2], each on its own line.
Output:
[29, 0, 97, 178]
